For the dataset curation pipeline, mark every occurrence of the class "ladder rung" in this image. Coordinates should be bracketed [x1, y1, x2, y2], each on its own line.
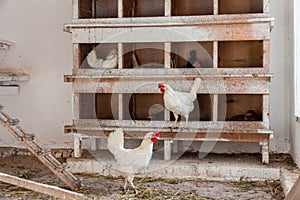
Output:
[7, 119, 19, 126]
[21, 134, 35, 140]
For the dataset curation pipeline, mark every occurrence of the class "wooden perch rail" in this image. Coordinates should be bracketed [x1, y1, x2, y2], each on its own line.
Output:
[0, 104, 81, 190]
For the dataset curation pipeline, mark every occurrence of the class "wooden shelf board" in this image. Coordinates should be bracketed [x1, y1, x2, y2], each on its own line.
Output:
[0, 69, 30, 82]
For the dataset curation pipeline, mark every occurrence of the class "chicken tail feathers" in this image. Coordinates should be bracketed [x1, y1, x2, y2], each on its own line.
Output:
[107, 128, 124, 156]
[190, 78, 202, 94]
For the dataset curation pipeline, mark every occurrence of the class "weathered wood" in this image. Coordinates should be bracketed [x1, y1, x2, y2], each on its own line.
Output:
[70, 77, 271, 94]
[69, 119, 271, 131]
[0, 69, 30, 82]
[165, 0, 171, 17]
[260, 140, 269, 164]
[70, 68, 272, 76]
[263, 95, 270, 128]
[118, 0, 123, 18]
[0, 85, 19, 95]
[213, 0, 218, 15]
[73, 135, 82, 158]
[0, 39, 13, 50]
[0, 172, 85, 200]
[285, 176, 300, 200]
[263, 0, 270, 14]
[0, 108, 80, 190]
[164, 140, 172, 161]
[67, 125, 271, 143]
[72, 0, 79, 19]
[263, 40, 270, 71]
[69, 23, 271, 43]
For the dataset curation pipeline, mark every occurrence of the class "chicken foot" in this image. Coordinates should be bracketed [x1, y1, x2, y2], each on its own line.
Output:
[123, 175, 138, 194]
[172, 114, 179, 128]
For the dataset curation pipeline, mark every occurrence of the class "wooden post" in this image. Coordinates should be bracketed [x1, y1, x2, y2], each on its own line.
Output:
[164, 140, 172, 161]
[73, 136, 82, 158]
[263, 40, 270, 72]
[73, 0, 79, 19]
[260, 140, 269, 164]
[165, 0, 171, 17]
[213, 0, 219, 15]
[118, 0, 123, 18]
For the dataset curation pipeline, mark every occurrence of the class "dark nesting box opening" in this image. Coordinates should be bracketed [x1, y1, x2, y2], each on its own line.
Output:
[171, 0, 214, 16]
[218, 94, 263, 121]
[79, 93, 119, 119]
[78, 43, 118, 69]
[219, 0, 263, 14]
[123, 43, 165, 68]
[123, 0, 165, 17]
[171, 42, 213, 68]
[78, 0, 118, 18]
[218, 41, 263, 68]
[123, 94, 164, 120]
[170, 94, 213, 122]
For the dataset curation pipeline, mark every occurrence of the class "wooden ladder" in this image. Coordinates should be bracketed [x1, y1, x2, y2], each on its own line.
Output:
[0, 104, 81, 191]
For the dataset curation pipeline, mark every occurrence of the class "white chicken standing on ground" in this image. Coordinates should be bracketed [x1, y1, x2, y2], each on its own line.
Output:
[86, 48, 118, 69]
[107, 128, 160, 194]
[158, 78, 202, 128]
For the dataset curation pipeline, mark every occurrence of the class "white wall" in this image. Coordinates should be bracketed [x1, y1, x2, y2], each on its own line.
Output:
[0, 0, 294, 155]
[0, 0, 74, 148]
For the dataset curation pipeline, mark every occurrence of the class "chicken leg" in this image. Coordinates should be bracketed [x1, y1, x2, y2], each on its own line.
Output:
[185, 115, 189, 128]
[173, 113, 179, 128]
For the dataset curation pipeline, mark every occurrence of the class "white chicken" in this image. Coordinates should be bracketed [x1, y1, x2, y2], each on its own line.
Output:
[86, 48, 118, 69]
[158, 78, 202, 128]
[107, 128, 160, 193]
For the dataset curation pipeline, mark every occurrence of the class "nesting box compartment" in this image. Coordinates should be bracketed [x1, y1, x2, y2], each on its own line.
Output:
[77, 43, 118, 69]
[123, 0, 165, 17]
[171, 42, 213, 68]
[219, 0, 264, 14]
[171, 0, 214, 16]
[123, 94, 164, 120]
[218, 94, 263, 121]
[79, 93, 119, 119]
[218, 41, 263, 68]
[78, 0, 118, 18]
[123, 43, 165, 68]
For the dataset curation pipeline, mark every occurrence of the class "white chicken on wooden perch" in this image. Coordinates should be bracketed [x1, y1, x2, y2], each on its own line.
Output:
[158, 78, 202, 128]
[107, 128, 160, 194]
[86, 48, 118, 69]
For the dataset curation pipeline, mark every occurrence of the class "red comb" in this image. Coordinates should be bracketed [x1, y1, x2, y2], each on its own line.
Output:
[154, 132, 160, 137]
[158, 83, 164, 88]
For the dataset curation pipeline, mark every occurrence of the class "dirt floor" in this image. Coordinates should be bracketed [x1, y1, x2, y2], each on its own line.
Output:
[0, 154, 285, 200]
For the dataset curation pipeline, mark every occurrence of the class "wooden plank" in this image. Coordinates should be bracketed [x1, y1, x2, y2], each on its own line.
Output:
[213, 0, 218, 15]
[70, 119, 271, 131]
[164, 140, 172, 161]
[73, 44, 80, 69]
[263, 0, 270, 14]
[73, 135, 82, 158]
[73, 93, 80, 119]
[70, 68, 272, 77]
[262, 94, 270, 128]
[70, 77, 271, 94]
[118, 0, 123, 17]
[68, 13, 272, 27]
[67, 127, 271, 143]
[213, 41, 218, 68]
[0, 69, 30, 82]
[285, 176, 300, 200]
[72, 0, 79, 19]
[212, 94, 218, 121]
[263, 40, 270, 71]
[0, 85, 19, 95]
[69, 23, 271, 43]
[165, 0, 171, 17]
[164, 42, 171, 68]
[0, 172, 85, 200]
[0, 39, 13, 50]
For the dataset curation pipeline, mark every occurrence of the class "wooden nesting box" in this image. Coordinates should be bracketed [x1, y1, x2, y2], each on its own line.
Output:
[64, 0, 274, 163]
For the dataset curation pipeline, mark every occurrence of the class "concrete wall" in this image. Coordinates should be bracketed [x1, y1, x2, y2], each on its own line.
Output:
[0, 0, 294, 156]
[0, 0, 74, 148]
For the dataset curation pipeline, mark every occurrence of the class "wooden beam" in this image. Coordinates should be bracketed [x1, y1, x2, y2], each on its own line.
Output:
[285, 176, 300, 200]
[0, 172, 85, 200]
